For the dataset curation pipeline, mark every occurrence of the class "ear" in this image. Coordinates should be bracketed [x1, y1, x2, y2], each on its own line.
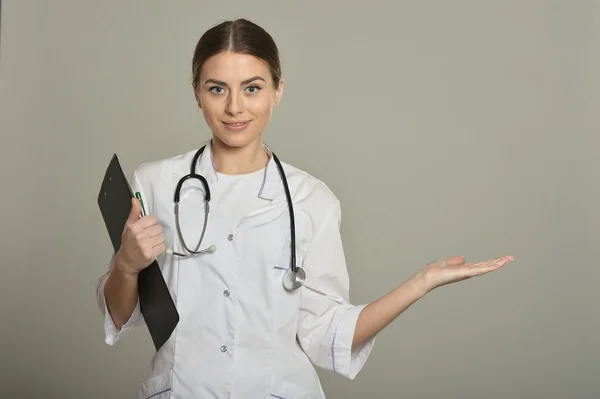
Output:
[192, 83, 202, 109]
[274, 78, 284, 107]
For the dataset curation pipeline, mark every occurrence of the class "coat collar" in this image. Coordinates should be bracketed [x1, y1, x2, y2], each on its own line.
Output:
[192, 140, 283, 201]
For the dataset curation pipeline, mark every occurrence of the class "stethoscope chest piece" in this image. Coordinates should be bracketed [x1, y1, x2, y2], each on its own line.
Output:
[282, 267, 306, 291]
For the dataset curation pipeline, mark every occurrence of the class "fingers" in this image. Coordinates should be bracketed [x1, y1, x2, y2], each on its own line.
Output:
[149, 241, 166, 259]
[136, 225, 165, 257]
[127, 197, 142, 222]
[149, 232, 166, 248]
[132, 215, 160, 230]
[463, 262, 500, 277]
[125, 217, 162, 244]
[154, 243, 167, 255]
[471, 256, 513, 268]
[460, 256, 514, 277]
[139, 223, 163, 239]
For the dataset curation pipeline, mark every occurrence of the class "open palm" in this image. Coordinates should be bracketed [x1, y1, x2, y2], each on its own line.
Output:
[421, 255, 514, 291]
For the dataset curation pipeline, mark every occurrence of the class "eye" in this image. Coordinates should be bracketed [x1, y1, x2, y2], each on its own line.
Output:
[209, 86, 225, 95]
[245, 85, 262, 94]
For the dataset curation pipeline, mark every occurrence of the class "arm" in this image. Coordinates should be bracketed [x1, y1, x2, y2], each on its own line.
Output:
[352, 273, 427, 351]
[101, 197, 165, 330]
[103, 253, 140, 330]
[296, 198, 376, 380]
[297, 193, 514, 372]
[352, 255, 514, 350]
[95, 252, 144, 346]
[96, 184, 166, 345]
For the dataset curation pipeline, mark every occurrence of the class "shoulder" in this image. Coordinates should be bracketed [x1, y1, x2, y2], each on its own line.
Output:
[132, 148, 198, 187]
[129, 149, 200, 216]
[280, 160, 341, 218]
[129, 149, 199, 215]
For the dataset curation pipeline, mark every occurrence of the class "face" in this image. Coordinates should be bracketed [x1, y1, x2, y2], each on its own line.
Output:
[194, 51, 284, 149]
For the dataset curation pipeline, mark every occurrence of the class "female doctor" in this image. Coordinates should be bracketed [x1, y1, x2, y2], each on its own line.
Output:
[96, 18, 514, 399]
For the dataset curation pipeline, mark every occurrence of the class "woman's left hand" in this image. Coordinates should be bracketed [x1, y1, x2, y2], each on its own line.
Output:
[419, 255, 514, 292]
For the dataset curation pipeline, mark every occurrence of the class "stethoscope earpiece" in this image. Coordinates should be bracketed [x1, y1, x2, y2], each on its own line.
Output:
[169, 145, 305, 291]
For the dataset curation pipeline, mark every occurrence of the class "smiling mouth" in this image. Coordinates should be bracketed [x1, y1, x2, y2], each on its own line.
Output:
[223, 120, 251, 126]
[222, 120, 251, 131]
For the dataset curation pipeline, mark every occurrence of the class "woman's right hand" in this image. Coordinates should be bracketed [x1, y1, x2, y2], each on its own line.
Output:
[114, 197, 166, 277]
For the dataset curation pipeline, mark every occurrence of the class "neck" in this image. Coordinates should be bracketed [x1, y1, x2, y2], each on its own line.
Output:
[210, 137, 269, 175]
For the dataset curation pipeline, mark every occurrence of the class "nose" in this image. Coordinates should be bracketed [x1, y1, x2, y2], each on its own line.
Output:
[225, 91, 244, 115]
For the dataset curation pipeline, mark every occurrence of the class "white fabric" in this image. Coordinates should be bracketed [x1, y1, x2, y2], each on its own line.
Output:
[95, 140, 375, 399]
[213, 168, 269, 224]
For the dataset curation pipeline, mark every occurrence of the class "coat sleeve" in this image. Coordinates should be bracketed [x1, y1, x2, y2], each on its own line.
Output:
[95, 168, 147, 346]
[296, 198, 375, 380]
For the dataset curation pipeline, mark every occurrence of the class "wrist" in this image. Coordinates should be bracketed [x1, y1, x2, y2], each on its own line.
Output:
[113, 252, 139, 281]
[409, 271, 433, 298]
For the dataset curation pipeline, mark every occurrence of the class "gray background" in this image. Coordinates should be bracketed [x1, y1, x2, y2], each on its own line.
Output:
[1, 1, 599, 398]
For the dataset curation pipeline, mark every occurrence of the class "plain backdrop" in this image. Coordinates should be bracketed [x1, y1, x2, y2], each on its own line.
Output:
[1, 1, 599, 398]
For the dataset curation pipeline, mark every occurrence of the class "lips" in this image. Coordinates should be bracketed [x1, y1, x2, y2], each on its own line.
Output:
[223, 120, 251, 126]
[222, 120, 251, 132]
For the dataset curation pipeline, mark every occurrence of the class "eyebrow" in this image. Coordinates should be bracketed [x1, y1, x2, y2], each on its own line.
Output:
[204, 76, 267, 87]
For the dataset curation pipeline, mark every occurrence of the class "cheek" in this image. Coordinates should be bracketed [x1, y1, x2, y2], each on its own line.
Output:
[200, 102, 222, 123]
[248, 97, 274, 120]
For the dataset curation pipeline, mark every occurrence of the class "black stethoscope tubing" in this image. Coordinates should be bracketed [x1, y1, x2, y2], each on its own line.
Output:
[172, 145, 304, 290]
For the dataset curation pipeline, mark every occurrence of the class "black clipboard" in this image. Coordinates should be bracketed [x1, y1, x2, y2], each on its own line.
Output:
[97, 153, 179, 351]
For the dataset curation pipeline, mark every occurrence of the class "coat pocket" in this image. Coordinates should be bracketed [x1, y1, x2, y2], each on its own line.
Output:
[138, 370, 172, 399]
[270, 379, 319, 399]
[271, 250, 304, 332]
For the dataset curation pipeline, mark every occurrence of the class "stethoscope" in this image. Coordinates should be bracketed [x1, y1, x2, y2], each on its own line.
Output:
[165, 145, 305, 291]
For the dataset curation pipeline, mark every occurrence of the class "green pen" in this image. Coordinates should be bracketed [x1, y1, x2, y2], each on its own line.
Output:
[135, 192, 147, 216]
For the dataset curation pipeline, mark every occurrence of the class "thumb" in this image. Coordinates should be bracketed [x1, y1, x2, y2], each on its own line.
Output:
[445, 255, 465, 266]
[128, 197, 141, 221]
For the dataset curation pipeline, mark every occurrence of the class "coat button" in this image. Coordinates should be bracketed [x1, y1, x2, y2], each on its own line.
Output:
[227, 234, 234, 241]
[223, 290, 230, 297]
[220, 345, 227, 353]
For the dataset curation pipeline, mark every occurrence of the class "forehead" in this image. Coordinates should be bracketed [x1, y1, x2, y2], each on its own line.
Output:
[201, 51, 271, 83]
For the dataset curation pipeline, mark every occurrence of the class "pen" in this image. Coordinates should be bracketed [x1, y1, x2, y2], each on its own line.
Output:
[135, 192, 147, 216]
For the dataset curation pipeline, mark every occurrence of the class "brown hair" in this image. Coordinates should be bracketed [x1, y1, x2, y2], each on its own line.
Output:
[191, 19, 282, 90]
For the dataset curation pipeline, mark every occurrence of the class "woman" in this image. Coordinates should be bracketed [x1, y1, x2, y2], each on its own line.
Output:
[96, 18, 513, 399]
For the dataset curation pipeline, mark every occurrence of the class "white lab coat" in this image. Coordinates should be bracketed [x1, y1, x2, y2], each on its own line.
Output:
[96, 141, 375, 399]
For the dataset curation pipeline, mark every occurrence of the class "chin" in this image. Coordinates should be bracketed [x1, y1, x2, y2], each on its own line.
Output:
[212, 122, 264, 149]
[214, 131, 261, 149]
